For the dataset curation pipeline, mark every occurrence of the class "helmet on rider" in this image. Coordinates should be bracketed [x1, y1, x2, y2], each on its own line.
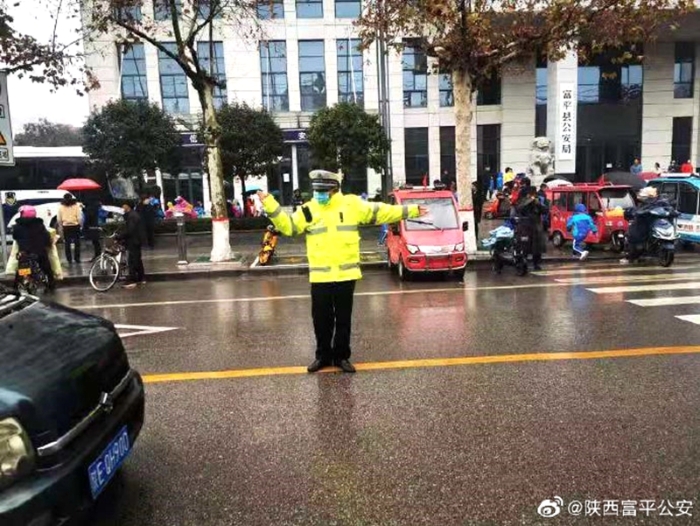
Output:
[637, 187, 658, 201]
[19, 205, 37, 218]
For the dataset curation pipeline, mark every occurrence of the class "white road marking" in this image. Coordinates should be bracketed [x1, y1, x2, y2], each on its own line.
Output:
[114, 324, 179, 338]
[676, 315, 700, 325]
[587, 282, 700, 294]
[628, 296, 700, 307]
[71, 281, 569, 310]
[533, 264, 700, 277]
[555, 271, 700, 285]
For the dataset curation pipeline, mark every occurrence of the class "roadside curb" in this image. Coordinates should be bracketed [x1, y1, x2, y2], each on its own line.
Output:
[0, 252, 625, 287]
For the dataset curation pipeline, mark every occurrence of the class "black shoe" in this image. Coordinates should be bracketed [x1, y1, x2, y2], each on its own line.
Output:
[307, 359, 331, 373]
[534, 265, 543, 271]
[336, 360, 356, 373]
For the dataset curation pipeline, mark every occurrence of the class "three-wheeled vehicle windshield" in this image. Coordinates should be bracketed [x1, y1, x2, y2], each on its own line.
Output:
[600, 188, 636, 210]
[402, 197, 459, 230]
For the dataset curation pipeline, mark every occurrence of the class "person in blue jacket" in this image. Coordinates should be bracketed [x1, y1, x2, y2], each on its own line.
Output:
[566, 203, 598, 261]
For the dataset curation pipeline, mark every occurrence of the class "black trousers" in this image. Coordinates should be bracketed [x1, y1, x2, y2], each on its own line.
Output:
[311, 280, 356, 362]
[62, 225, 81, 262]
[127, 245, 145, 283]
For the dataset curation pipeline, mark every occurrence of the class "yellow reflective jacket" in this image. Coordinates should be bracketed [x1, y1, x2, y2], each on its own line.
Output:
[263, 193, 419, 283]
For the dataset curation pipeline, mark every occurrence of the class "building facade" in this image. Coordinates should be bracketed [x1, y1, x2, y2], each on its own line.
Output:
[83, 1, 700, 207]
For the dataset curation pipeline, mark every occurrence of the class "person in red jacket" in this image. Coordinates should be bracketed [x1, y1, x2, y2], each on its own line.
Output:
[681, 160, 694, 173]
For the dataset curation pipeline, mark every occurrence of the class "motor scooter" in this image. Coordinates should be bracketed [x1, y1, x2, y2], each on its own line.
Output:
[258, 226, 279, 265]
[14, 252, 50, 295]
[624, 206, 679, 267]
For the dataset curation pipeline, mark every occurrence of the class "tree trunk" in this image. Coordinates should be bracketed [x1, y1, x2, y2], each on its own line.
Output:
[453, 68, 474, 210]
[453, 68, 477, 252]
[199, 83, 233, 262]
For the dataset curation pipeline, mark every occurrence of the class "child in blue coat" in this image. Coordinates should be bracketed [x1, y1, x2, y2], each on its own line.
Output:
[566, 203, 598, 261]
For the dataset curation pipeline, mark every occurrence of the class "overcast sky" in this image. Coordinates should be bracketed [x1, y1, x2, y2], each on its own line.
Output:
[6, 1, 89, 135]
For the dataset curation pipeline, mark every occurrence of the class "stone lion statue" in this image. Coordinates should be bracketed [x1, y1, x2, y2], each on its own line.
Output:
[527, 137, 554, 187]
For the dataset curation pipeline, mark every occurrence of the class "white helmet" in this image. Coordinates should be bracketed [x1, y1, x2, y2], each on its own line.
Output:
[638, 187, 658, 201]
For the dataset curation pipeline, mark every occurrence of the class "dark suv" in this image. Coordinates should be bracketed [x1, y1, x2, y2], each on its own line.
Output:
[0, 287, 145, 525]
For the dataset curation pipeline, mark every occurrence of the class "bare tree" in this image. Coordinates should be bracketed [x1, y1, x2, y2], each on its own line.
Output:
[84, 0, 259, 261]
[358, 0, 694, 220]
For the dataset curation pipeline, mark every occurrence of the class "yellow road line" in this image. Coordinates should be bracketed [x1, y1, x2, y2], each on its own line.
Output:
[142, 345, 700, 384]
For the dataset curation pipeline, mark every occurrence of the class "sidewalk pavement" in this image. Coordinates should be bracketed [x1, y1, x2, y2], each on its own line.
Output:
[3, 220, 674, 286]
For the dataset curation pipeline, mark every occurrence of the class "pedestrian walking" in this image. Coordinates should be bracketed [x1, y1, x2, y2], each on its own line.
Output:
[654, 162, 663, 175]
[567, 203, 598, 261]
[119, 201, 147, 289]
[2, 192, 17, 228]
[57, 193, 83, 264]
[513, 183, 548, 271]
[137, 193, 157, 249]
[681, 159, 694, 173]
[258, 169, 426, 373]
[83, 198, 102, 261]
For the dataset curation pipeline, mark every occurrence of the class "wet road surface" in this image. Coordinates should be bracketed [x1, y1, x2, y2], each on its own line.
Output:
[50, 260, 700, 525]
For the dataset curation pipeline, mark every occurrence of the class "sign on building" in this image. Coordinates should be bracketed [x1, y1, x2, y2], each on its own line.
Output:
[0, 72, 14, 166]
[557, 83, 576, 162]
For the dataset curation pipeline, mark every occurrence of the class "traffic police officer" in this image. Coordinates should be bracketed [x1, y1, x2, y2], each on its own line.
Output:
[258, 170, 426, 373]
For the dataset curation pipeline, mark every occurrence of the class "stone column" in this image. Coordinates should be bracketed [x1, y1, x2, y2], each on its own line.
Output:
[547, 49, 578, 176]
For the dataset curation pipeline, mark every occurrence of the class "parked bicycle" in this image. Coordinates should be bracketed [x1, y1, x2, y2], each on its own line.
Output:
[89, 233, 128, 292]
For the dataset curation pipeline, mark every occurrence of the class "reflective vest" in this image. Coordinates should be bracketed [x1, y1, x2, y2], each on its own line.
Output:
[263, 193, 418, 283]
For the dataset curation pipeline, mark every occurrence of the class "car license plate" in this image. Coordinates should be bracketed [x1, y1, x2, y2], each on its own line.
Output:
[88, 426, 130, 499]
[17, 268, 31, 277]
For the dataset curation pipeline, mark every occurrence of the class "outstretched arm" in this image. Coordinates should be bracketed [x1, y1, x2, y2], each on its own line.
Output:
[260, 192, 310, 236]
[356, 198, 427, 225]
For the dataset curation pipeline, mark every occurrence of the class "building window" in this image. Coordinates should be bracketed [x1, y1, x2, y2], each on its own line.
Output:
[439, 72, 453, 107]
[439, 126, 455, 180]
[672, 117, 692, 167]
[621, 65, 643, 100]
[674, 42, 695, 99]
[578, 66, 599, 104]
[260, 41, 289, 112]
[297, 0, 323, 18]
[154, 0, 182, 20]
[402, 40, 427, 108]
[196, 0, 223, 19]
[158, 43, 190, 114]
[257, 0, 284, 18]
[198, 42, 226, 108]
[477, 74, 501, 105]
[120, 44, 148, 101]
[299, 40, 326, 111]
[337, 39, 363, 106]
[536, 55, 547, 105]
[115, 4, 142, 21]
[404, 128, 429, 184]
[536, 55, 547, 137]
[477, 124, 500, 185]
[335, 0, 361, 18]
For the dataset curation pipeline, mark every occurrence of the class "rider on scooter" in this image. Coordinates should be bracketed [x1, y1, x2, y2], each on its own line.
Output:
[621, 186, 674, 264]
[11, 205, 55, 290]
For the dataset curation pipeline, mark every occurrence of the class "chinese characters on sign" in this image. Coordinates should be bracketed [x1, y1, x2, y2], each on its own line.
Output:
[557, 83, 576, 163]
[538, 497, 693, 519]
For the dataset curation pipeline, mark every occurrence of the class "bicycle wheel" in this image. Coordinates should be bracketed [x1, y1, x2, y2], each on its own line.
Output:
[89, 254, 120, 292]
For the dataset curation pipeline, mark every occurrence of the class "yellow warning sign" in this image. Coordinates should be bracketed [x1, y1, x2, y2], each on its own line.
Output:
[0, 132, 5, 146]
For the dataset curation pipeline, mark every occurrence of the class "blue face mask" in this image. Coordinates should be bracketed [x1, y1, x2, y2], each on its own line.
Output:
[314, 191, 331, 205]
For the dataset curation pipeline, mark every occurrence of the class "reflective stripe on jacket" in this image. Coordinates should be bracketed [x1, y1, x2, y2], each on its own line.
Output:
[263, 193, 419, 283]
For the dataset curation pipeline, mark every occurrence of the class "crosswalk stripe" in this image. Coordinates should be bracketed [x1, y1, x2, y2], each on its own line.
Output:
[676, 315, 700, 325]
[555, 271, 700, 285]
[533, 264, 700, 277]
[588, 282, 700, 294]
[629, 296, 700, 307]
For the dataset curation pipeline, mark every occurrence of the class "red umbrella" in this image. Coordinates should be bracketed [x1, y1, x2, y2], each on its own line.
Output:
[58, 178, 102, 191]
